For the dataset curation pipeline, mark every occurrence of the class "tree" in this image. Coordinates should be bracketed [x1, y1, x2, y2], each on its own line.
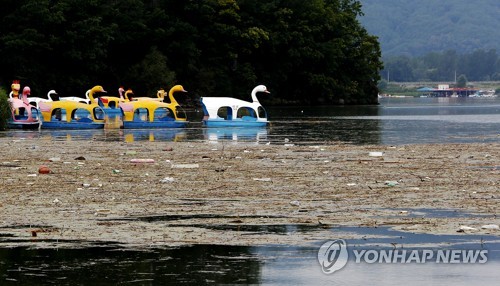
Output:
[127, 47, 176, 96]
[0, 87, 10, 130]
[0, 0, 383, 105]
[456, 74, 467, 88]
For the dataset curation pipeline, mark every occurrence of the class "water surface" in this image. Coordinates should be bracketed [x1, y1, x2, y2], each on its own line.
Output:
[4, 97, 500, 145]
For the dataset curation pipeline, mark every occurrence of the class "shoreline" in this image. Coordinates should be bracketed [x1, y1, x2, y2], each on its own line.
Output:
[0, 138, 498, 248]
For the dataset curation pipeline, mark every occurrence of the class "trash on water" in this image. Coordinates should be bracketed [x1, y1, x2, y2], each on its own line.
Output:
[457, 225, 478, 232]
[82, 183, 91, 187]
[48, 157, 61, 162]
[253, 178, 271, 182]
[130, 158, 155, 163]
[385, 180, 399, 187]
[171, 164, 199, 169]
[38, 165, 51, 174]
[289, 200, 300, 207]
[125, 151, 137, 155]
[347, 183, 357, 186]
[112, 169, 121, 174]
[481, 224, 499, 230]
[94, 209, 111, 216]
[160, 177, 175, 183]
[163, 147, 173, 151]
[74, 156, 86, 160]
[369, 152, 384, 157]
[53, 198, 60, 204]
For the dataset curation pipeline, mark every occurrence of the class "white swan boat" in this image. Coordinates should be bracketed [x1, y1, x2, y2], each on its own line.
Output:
[200, 85, 270, 127]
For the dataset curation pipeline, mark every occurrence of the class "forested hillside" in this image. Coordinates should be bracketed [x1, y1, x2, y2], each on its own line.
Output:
[359, 0, 500, 56]
[0, 0, 382, 105]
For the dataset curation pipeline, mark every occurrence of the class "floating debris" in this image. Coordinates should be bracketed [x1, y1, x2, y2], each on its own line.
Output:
[253, 178, 271, 182]
[130, 158, 155, 163]
[160, 177, 175, 183]
[369, 152, 384, 157]
[457, 225, 478, 232]
[481, 224, 499, 230]
[385, 180, 399, 187]
[171, 164, 199, 169]
[38, 165, 51, 174]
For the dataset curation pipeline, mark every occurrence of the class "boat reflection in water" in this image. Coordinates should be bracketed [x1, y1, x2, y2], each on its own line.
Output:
[38, 129, 105, 141]
[122, 128, 187, 142]
[30, 128, 186, 142]
[203, 127, 268, 143]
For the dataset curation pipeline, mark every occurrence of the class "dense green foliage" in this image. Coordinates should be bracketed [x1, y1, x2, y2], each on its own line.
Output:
[0, 88, 10, 130]
[0, 0, 382, 105]
[359, 0, 500, 56]
[381, 49, 500, 82]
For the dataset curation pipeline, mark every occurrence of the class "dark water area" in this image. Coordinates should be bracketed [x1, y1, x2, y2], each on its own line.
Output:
[4, 97, 500, 145]
[1, 226, 499, 285]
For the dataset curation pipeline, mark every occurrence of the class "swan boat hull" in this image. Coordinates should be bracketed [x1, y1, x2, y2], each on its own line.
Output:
[7, 98, 41, 129]
[38, 101, 106, 130]
[200, 95, 269, 128]
[7, 120, 41, 129]
[202, 119, 267, 127]
[40, 122, 104, 129]
[120, 100, 188, 129]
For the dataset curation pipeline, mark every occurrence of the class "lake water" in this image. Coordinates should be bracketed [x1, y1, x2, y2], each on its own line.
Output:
[4, 97, 500, 145]
[1, 97, 500, 284]
[1, 225, 499, 285]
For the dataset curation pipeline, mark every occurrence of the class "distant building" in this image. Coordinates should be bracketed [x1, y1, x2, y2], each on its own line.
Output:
[418, 84, 477, 97]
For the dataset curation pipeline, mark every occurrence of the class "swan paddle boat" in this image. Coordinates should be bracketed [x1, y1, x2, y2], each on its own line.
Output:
[119, 85, 188, 129]
[38, 100, 106, 129]
[200, 85, 270, 127]
[7, 81, 41, 129]
[28, 90, 58, 108]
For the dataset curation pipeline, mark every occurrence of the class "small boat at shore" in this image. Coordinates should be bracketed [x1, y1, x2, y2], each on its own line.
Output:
[38, 100, 105, 129]
[7, 81, 41, 129]
[118, 85, 189, 129]
[200, 85, 270, 127]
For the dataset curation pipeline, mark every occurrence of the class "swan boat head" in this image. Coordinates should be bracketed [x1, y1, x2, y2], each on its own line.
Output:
[10, 80, 21, 99]
[168, 85, 187, 105]
[251, 85, 270, 103]
[87, 85, 107, 102]
[47, 90, 57, 101]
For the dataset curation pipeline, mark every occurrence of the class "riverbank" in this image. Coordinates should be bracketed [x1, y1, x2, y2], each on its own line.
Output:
[0, 138, 498, 248]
